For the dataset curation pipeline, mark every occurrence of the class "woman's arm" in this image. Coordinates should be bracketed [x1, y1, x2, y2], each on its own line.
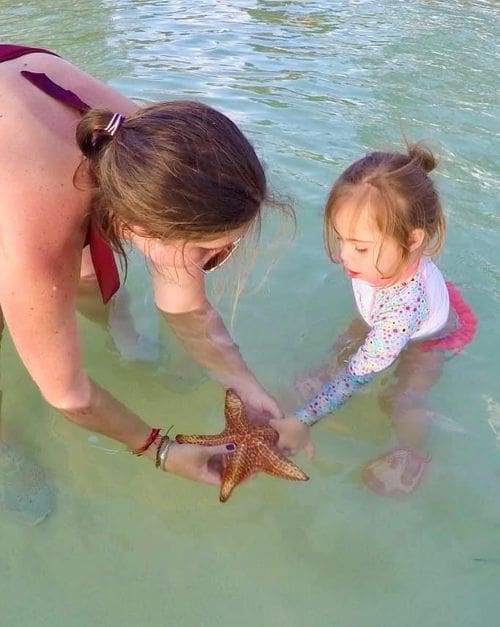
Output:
[150, 252, 282, 420]
[0, 228, 154, 449]
[0, 94, 234, 485]
[0, 110, 153, 449]
[0, 239, 235, 483]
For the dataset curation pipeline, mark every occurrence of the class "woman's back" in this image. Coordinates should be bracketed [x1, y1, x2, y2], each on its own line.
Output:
[0, 48, 137, 264]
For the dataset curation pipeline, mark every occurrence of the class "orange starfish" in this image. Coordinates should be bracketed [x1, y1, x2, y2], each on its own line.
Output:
[176, 389, 309, 502]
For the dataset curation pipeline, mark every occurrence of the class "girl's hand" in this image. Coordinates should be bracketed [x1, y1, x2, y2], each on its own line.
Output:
[236, 383, 284, 423]
[269, 417, 315, 460]
[163, 441, 235, 485]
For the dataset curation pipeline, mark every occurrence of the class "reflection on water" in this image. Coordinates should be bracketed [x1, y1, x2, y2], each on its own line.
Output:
[2, 1, 500, 626]
[1, 0, 131, 79]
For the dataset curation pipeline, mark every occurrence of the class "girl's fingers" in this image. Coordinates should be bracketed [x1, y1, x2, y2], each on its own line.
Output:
[269, 418, 283, 431]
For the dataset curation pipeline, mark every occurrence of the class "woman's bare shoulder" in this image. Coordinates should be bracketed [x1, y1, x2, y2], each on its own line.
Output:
[0, 50, 139, 264]
[0, 51, 137, 114]
[43, 54, 137, 113]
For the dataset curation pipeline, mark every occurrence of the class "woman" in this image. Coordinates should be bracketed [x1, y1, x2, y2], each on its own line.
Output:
[0, 44, 285, 488]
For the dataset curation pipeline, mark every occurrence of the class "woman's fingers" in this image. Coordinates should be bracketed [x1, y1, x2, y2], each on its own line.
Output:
[199, 466, 223, 486]
[204, 443, 236, 457]
[266, 400, 284, 420]
[304, 440, 315, 461]
[197, 442, 236, 485]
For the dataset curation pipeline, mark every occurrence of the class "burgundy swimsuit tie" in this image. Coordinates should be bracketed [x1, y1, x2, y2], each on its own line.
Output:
[20, 70, 90, 114]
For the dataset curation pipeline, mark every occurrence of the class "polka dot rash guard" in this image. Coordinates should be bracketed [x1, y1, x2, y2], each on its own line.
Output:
[295, 258, 449, 426]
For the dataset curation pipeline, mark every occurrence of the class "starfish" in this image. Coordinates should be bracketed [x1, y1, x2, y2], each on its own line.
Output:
[175, 389, 309, 502]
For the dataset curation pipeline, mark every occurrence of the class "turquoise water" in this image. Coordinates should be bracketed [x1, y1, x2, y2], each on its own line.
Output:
[2, 1, 500, 625]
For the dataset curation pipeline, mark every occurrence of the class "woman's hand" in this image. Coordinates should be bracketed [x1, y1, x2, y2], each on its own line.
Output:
[269, 417, 315, 460]
[163, 441, 235, 485]
[236, 382, 284, 423]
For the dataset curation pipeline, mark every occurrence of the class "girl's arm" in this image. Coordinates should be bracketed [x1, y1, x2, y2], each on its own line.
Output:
[295, 366, 375, 426]
[295, 287, 426, 426]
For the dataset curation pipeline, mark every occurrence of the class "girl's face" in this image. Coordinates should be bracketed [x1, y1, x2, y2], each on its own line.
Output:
[333, 201, 404, 286]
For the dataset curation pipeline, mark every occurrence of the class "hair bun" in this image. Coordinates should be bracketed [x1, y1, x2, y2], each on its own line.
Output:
[407, 141, 437, 173]
[76, 108, 119, 160]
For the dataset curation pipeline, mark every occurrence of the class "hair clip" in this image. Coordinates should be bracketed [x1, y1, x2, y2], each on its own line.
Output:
[104, 112, 125, 136]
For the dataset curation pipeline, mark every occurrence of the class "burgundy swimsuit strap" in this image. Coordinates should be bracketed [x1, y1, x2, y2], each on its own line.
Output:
[21, 70, 91, 114]
[0, 43, 59, 63]
[0, 43, 120, 303]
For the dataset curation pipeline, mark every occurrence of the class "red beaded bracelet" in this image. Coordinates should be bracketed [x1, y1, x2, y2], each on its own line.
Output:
[132, 428, 161, 456]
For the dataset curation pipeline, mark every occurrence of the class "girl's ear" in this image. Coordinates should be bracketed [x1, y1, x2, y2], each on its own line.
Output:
[408, 228, 425, 252]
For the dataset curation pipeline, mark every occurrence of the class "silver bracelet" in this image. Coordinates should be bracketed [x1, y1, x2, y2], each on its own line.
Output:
[159, 438, 175, 471]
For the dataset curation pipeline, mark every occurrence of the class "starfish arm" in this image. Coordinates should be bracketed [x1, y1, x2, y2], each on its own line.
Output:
[175, 433, 232, 446]
[224, 390, 248, 433]
[219, 446, 256, 502]
[256, 444, 309, 482]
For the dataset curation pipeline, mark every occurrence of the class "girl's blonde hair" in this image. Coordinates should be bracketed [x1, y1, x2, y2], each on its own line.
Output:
[324, 142, 445, 277]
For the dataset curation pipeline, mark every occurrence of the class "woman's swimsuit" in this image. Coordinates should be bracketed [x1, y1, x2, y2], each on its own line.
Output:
[0, 43, 120, 303]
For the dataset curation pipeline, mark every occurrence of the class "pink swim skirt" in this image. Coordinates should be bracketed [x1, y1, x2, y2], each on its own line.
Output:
[418, 282, 477, 354]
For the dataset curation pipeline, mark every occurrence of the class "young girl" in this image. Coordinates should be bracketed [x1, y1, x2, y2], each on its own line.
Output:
[272, 143, 477, 497]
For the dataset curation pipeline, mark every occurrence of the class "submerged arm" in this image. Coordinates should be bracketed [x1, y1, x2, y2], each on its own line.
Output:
[294, 366, 375, 426]
[151, 256, 282, 419]
[161, 304, 256, 387]
[295, 289, 426, 426]
[0, 236, 154, 450]
[0, 244, 234, 484]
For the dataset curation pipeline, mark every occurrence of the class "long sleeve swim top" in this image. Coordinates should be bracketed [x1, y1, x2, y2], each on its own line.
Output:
[295, 257, 449, 425]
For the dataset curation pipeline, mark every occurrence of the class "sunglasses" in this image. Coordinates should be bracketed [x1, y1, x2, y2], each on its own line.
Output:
[203, 237, 241, 273]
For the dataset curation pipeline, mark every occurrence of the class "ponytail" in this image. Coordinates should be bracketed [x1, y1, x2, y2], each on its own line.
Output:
[76, 109, 125, 161]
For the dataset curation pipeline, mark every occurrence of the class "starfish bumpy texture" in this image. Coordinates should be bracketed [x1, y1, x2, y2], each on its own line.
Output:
[176, 389, 309, 502]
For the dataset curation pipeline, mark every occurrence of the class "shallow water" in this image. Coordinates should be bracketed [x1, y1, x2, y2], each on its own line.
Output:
[2, 1, 500, 625]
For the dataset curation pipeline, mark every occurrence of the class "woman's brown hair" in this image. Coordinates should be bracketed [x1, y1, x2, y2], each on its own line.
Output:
[324, 142, 446, 277]
[76, 101, 272, 260]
